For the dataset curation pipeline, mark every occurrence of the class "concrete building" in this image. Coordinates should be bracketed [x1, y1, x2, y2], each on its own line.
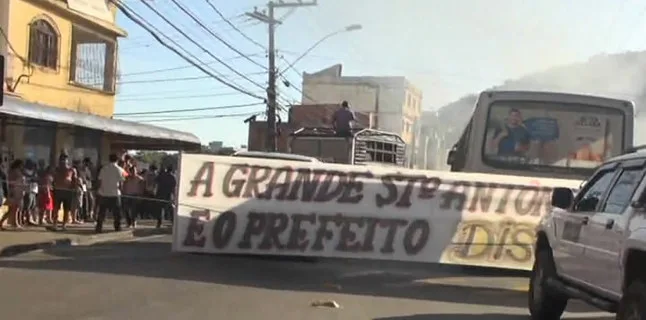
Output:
[415, 110, 452, 171]
[208, 141, 223, 153]
[300, 64, 422, 166]
[0, 0, 198, 166]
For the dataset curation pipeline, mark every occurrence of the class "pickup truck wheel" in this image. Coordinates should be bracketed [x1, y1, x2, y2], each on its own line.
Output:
[616, 280, 646, 320]
[528, 249, 567, 320]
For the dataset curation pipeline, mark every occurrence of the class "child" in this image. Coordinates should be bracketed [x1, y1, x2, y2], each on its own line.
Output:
[38, 166, 54, 225]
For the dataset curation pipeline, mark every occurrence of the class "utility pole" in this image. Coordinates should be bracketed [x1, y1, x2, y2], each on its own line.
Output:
[246, 0, 317, 152]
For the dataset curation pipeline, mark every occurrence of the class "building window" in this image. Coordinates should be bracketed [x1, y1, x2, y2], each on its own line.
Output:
[69, 25, 117, 92]
[28, 19, 59, 69]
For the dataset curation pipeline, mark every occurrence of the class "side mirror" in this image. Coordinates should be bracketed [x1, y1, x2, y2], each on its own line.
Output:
[446, 150, 455, 165]
[551, 187, 574, 209]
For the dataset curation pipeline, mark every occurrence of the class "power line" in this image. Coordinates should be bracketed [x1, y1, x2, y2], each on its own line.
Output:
[204, 0, 267, 50]
[119, 53, 265, 77]
[116, 71, 266, 85]
[115, 1, 264, 100]
[114, 102, 264, 116]
[117, 85, 249, 97]
[118, 75, 210, 84]
[124, 12, 248, 42]
[169, 0, 267, 70]
[117, 91, 249, 102]
[118, 19, 261, 52]
[139, 0, 267, 92]
[136, 111, 263, 123]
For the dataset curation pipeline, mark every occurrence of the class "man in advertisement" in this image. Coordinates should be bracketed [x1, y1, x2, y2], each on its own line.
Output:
[491, 108, 531, 157]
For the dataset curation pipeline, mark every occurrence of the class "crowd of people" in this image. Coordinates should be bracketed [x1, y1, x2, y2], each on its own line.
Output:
[0, 152, 177, 233]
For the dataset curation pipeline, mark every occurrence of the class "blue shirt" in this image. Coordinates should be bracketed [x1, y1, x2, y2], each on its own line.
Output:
[496, 125, 530, 156]
[332, 108, 355, 132]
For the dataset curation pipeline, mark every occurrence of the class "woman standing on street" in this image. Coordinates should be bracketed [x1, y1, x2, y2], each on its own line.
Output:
[0, 160, 25, 230]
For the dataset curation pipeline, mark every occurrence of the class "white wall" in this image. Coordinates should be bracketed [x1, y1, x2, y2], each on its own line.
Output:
[302, 79, 409, 141]
[302, 82, 378, 115]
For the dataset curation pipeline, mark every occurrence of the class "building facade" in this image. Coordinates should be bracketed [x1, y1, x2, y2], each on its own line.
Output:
[301, 64, 422, 166]
[0, 0, 199, 166]
[3, 0, 121, 116]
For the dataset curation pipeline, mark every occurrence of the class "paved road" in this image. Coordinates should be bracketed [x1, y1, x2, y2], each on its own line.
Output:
[0, 235, 613, 320]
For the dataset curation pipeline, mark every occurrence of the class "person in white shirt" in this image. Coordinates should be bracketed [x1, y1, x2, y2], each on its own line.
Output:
[95, 153, 125, 233]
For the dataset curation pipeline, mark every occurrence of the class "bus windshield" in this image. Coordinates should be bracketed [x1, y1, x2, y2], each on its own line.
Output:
[482, 101, 625, 172]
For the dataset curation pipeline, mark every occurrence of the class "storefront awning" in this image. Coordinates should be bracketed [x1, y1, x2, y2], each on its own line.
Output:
[1, 95, 201, 149]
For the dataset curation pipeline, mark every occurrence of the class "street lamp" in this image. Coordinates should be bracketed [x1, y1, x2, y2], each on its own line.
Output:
[279, 24, 362, 77]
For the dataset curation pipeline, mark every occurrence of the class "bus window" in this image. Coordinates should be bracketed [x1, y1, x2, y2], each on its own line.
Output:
[482, 101, 624, 172]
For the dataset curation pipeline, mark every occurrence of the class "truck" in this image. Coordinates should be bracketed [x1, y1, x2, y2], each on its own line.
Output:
[288, 126, 407, 167]
[530, 146, 646, 320]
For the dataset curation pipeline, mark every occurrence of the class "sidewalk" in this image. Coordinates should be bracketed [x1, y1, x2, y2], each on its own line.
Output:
[0, 220, 171, 257]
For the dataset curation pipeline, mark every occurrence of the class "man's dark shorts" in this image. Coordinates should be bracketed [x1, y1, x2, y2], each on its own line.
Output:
[53, 189, 74, 212]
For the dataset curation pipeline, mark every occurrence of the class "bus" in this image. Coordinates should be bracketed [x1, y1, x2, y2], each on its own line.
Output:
[288, 127, 407, 167]
[447, 90, 635, 180]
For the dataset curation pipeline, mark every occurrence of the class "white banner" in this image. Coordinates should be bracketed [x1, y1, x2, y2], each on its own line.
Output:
[172, 153, 581, 270]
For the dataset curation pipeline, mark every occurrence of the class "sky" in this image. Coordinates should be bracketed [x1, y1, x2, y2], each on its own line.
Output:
[113, 0, 646, 148]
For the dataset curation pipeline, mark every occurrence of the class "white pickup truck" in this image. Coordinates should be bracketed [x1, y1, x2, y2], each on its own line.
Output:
[530, 145, 646, 320]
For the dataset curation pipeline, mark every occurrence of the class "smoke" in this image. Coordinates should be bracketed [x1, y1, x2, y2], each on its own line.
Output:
[436, 51, 646, 145]
[495, 51, 646, 103]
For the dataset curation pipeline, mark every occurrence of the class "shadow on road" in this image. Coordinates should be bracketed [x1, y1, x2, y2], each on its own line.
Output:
[0, 241, 596, 314]
[374, 314, 612, 320]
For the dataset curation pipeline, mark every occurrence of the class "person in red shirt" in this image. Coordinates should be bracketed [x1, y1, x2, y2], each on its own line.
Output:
[38, 166, 54, 225]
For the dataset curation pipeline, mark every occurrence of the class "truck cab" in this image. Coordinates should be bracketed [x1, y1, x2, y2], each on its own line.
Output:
[447, 90, 634, 180]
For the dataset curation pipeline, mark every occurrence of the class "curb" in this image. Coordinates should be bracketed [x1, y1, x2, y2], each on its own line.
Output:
[0, 228, 171, 257]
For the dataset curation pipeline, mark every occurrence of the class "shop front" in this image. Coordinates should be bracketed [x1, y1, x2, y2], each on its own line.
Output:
[0, 95, 201, 168]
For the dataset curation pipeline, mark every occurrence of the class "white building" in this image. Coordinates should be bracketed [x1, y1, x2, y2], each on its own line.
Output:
[301, 64, 423, 166]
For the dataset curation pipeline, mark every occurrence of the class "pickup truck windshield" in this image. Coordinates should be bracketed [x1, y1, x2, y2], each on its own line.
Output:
[482, 101, 625, 172]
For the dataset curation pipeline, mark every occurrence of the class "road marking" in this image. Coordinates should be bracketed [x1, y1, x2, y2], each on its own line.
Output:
[563, 311, 614, 318]
[122, 234, 168, 243]
[338, 270, 416, 278]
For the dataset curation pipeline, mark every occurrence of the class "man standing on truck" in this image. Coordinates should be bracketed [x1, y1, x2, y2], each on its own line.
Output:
[332, 100, 355, 137]
[491, 108, 531, 156]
